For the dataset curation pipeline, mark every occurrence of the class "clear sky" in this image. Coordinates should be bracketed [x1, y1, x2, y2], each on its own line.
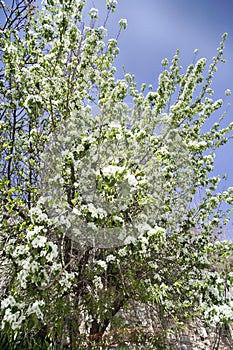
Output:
[98, 0, 233, 236]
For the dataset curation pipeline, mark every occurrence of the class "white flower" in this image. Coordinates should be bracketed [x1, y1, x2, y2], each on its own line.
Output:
[96, 260, 107, 270]
[26, 225, 44, 240]
[148, 227, 165, 243]
[31, 235, 47, 248]
[12, 244, 29, 257]
[46, 241, 58, 261]
[106, 254, 116, 262]
[113, 215, 124, 223]
[87, 203, 107, 219]
[51, 262, 62, 272]
[98, 26, 107, 37]
[118, 247, 127, 256]
[72, 208, 81, 215]
[109, 121, 121, 129]
[30, 128, 38, 135]
[124, 235, 136, 245]
[59, 271, 75, 290]
[209, 286, 220, 299]
[1, 295, 16, 309]
[89, 8, 98, 19]
[27, 300, 45, 320]
[93, 276, 103, 289]
[29, 260, 40, 273]
[106, 0, 118, 10]
[2, 308, 25, 330]
[125, 173, 138, 187]
[161, 58, 169, 67]
[139, 236, 149, 245]
[29, 206, 49, 224]
[101, 164, 125, 177]
[225, 89, 231, 96]
[148, 261, 158, 269]
[119, 18, 127, 30]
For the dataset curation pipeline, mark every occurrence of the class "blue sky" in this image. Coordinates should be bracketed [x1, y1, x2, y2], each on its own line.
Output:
[98, 0, 233, 235]
[107, 1, 233, 86]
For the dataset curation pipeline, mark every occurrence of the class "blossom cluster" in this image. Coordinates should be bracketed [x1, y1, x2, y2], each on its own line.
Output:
[1, 0, 233, 346]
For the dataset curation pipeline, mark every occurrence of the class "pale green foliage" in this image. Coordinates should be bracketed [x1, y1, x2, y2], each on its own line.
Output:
[0, 0, 233, 348]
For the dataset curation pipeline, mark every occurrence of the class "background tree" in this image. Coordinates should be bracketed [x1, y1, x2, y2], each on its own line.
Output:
[1, 0, 233, 349]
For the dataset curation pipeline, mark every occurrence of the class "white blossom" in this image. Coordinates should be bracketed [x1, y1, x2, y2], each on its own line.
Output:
[89, 8, 98, 19]
[106, 254, 116, 262]
[119, 18, 127, 30]
[87, 203, 107, 219]
[101, 164, 125, 177]
[27, 300, 45, 320]
[118, 247, 127, 257]
[125, 173, 138, 187]
[93, 276, 103, 289]
[96, 260, 107, 270]
[58, 271, 75, 290]
[2, 309, 25, 330]
[46, 241, 58, 261]
[1, 0, 233, 342]
[31, 235, 47, 248]
[1, 295, 17, 309]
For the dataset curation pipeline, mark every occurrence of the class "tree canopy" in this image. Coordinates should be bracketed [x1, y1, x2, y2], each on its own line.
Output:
[1, 0, 233, 349]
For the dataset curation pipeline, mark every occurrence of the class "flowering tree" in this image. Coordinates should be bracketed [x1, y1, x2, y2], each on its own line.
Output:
[1, 0, 233, 348]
